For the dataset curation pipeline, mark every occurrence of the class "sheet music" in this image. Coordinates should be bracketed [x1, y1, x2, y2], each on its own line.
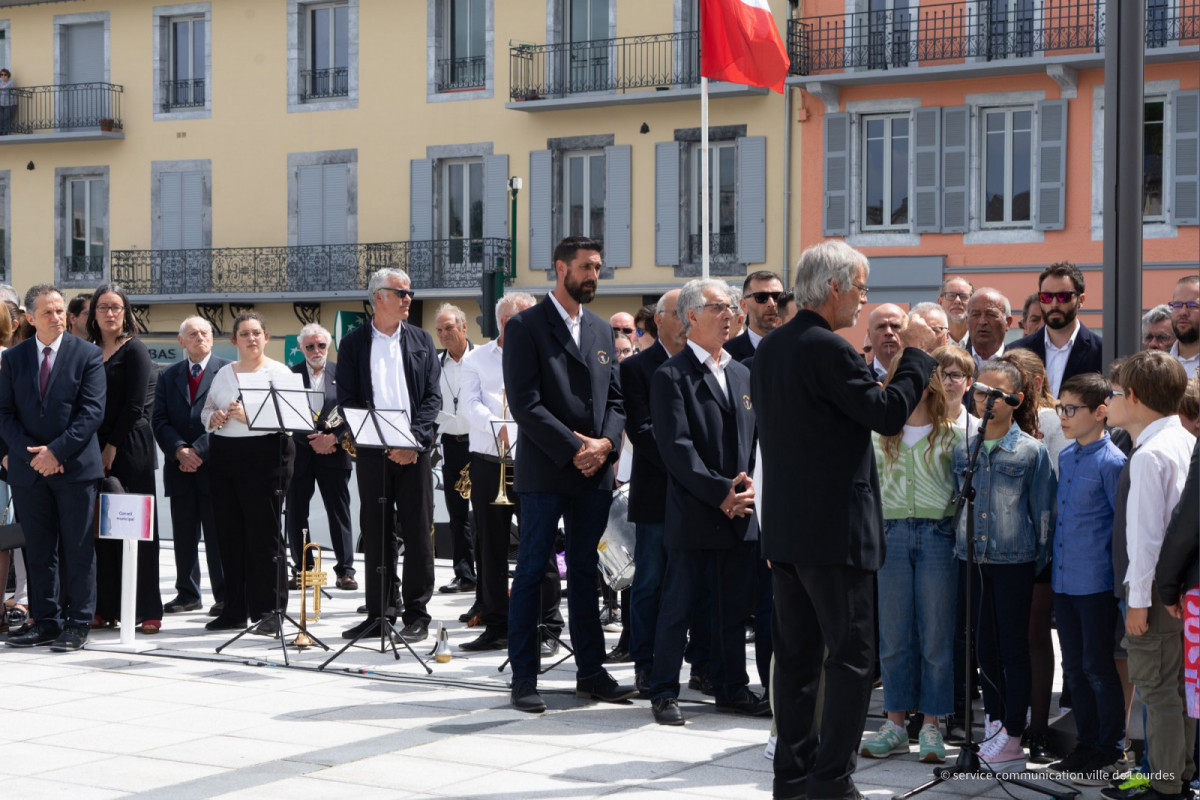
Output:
[343, 407, 419, 450]
[238, 373, 318, 432]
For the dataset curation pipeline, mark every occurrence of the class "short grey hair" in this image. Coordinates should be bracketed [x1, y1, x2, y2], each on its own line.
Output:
[298, 322, 331, 342]
[910, 302, 947, 323]
[178, 315, 213, 336]
[496, 292, 537, 329]
[0, 284, 19, 307]
[677, 279, 733, 336]
[793, 240, 868, 310]
[1143, 304, 1173, 336]
[24, 283, 61, 314]
[968, 287, 1012, 318]
[366, 268, 411, 309]
[435, 303, 467, 328]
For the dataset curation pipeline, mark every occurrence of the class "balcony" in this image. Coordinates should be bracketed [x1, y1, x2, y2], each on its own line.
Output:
[507, 30, 766, 111]
[162, 79, 206, 111]
[109, 238, 512, 302]
[688, 232, 738, 264]
[787, 0, 1199, 86]
[0, 82, 124, 144]
[300, 67, 349, 101]
[436, 56, 486, 92]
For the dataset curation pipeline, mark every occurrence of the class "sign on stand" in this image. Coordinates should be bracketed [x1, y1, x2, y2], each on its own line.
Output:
[97, 494, 155, 650]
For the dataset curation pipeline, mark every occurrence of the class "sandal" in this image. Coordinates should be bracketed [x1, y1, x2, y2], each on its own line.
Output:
[139, 620, 162, 635]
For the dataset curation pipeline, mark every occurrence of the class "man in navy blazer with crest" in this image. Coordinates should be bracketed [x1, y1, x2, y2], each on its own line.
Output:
[0, 284, 105, 649]
[501, 236, 633, 713]
[153, 316, 229, 614]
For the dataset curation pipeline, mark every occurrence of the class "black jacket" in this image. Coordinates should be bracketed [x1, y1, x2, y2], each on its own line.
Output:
[292, 360, 352, 470]
[620, 341, 670, 524]
[153, 354, 230, 497]
[723, 330, 756, 364]
[1158, 439, 1199, 606]
[1007, 322, 1104, 386]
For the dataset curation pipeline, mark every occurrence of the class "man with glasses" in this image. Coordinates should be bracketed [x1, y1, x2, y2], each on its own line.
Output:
[1009, 262, 1103, 396]
[610, 311, 639, 348]
[936, 276, 973, 349]
[1168, 275, 1199, 377]
[1142, 305, 1176, 353]
[286, 323, 355, 592]
[725, 270, 785, 363]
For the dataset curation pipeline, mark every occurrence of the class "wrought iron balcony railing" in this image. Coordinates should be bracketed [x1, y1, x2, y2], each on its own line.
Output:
[63, 254, 106, 281]
[300, 67, 349, 101]
[688, 232, 738, 263]
[109, 238, 511, 298]
[162, 79, 205, 110]
[0, 83, 123, 134]
[510, 30, 700, 100]
[787, 0, 1198, 76]
[436, 56, 486, 91]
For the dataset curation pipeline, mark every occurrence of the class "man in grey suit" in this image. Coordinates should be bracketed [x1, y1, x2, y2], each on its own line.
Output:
[153, 316, 228, 615]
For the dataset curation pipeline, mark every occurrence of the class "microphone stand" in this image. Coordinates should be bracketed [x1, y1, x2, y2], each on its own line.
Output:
[893, 394, 1076, 800]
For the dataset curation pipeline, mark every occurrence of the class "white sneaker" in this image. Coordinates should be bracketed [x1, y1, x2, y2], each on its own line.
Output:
[982, 714, 1002, 742]
[979, 728, 1027, 772]
[764, 734, 776, 760]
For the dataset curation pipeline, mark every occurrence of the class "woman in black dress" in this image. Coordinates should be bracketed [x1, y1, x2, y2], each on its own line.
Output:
[88, 284, 164, 633]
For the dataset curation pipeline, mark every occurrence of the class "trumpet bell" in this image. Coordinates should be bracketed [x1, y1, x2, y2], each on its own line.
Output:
[433, 623, 452, 663]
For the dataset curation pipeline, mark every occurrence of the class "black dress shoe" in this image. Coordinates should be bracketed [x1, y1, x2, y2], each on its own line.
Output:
[357, 604, 369, 614]
[715, 689, 772, 717]
[511, 680, 546, 713]
[250, 617, 280, 637]
[687, 673, 715, 696]
[7, 622, 59, 647]
[652, 697, 685, 726]
[205, 616, 247, 631]
[635, 667, 653, 699]
[458, 603, 482, 624]
[398, 622, 428, 643]
[540, 638, 560, 658]
[605, 644, 631, 664]
[163, 597, 203, 614]
[1023, 731, 1054, 764]
[576, 671, 638, 703]
[459, 630, 507, 651]
[438, 577, 476, 594]
[342, 617, 384, 639]
[207, 601, 224, 617]
[49, 625, 89, 652]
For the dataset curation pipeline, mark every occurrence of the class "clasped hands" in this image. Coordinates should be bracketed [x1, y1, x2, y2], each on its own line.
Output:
[27, 445, 63, 477]
[572, 432, 612, 477]
[719, 472, 755, 519]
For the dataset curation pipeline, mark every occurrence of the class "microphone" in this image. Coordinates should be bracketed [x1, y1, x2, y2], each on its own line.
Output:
[972, 382, 1021, 407]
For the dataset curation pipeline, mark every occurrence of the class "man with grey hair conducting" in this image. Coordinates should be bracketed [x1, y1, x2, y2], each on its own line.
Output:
[753, 240, 938, 800]
[287, 322, 355, 591]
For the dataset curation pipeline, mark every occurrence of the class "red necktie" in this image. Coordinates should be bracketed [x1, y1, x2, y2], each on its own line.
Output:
[38, 346, 52, 400]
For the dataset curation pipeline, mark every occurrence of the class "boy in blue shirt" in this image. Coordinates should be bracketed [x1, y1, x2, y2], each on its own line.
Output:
[1047, 373, 1128, 785]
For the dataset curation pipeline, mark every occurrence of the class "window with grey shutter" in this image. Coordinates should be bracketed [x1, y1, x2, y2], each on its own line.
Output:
[912, 107, 940, 232]
[654, 141, 680, 266]
[823, 113, 849, 236]
[483, 154, 509, 240]
[528, 149, 552, 270]
[298, 164, 348, 245]
[604, 144, 631, 268]
[941, 106, 969, 233]
[736, 135, 766, 264]
[1172, 90, 1199, 226]
[1035, 99, 1067, 231]
[160, 171, 205, 250]
[409, 158, 433, 241]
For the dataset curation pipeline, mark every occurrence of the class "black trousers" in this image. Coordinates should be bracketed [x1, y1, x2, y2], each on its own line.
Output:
[95, 438, 163, 623]
[287, 449, 354, 578]
[772, 562, 875, 800]
[13, 478, 97, 630]
[468, 454, 562, 635]
[167, 470, 224, 605]
[209, 435, 294, 623]
[355, 449, 434, 628]
[441, 436, 475, 582]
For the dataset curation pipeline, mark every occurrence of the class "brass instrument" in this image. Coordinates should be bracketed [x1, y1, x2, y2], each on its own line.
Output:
[493, 389, 514, 506]
[292, 530, 327, 648]
[454, 463, 472, 499]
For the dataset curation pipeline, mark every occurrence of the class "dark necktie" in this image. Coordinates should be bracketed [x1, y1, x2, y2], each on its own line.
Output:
[189, 362, 202, 403]
[38, 346, 52, 400]
[191, 363, 201, 378]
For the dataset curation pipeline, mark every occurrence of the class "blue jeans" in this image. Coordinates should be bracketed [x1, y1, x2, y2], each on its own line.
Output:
[508, 490, 612, 684]
[878, 517, 957, 717]
[1054, 591, 1125, 757]
[629, 521, 665, 671]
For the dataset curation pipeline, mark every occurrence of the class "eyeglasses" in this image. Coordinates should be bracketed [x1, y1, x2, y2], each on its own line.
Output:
[1055, 403, 1089, 418]
[95, 304, 125, 315]
[928, 325, 949, 335]
[615, 347, 634, 357]
[940, 291, 969, 302]
[612, 326, 635, 336]
[1108, 388, 1125, 400]
[378, 287, 415, 300]
[304, 342, 328, 352]
[939, 370, 968, 384]
[745, 291, 783, 305]
[701, 302, 739, 315]
[1144, 333, 1175, 345]
[852, 282, 869, 296]
[1039, 291, 1080, 304]
[1168, 301, 1200, 311]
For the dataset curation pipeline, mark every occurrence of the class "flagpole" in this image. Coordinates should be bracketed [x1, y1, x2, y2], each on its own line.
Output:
[701, 76, 710, 280]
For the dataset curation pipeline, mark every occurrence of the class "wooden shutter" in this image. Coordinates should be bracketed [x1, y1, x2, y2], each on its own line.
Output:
[823, 113, 850, 236]
[912, 107, 940, 232]
[528, 149, 552, 270]
[483, 154, 509, 240]
[1172, 90, 1200, 226]
[654, 141, 680, 266]
[736, 135, 767, 263]
[941, 106, 969, 233]
[1034, 99, 1067, 231]
[409, 158, 433, 241]
[604, 144, 631, 268]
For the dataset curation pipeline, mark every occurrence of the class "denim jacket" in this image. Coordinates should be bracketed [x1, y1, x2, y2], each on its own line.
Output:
[952, 421, 1057, 567]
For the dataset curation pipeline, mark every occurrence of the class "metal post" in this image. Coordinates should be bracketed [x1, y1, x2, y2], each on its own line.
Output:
[1101, 0, 1144, 365]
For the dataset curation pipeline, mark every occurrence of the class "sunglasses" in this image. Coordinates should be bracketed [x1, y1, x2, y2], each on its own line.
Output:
[1039, 291, 1080, 304]
[378, 287, 415, 300]
[745, 291, 783, 305]
[304, 342, 328, 351]
[612, 326, 635, 336]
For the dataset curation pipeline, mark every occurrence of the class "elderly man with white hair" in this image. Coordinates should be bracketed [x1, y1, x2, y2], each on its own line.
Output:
[433, 303, 477, 596]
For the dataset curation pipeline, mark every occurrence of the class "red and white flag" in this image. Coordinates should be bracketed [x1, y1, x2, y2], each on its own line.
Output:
[699, 0, 790, 94]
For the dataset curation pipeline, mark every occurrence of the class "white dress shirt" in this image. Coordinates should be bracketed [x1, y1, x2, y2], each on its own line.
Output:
[305, 363, 326, 415]
[1043, 319, 1080, 397]
[438, 344, 472, 437]
[201, 359, 296, 437]
[548, 292, 581, 347]
[1170, 341, 1200, 378]
[747, 328, 763, 349]
[971, 343, 1004, 369]
[369, 322, 411, 419]
[687, 339, 733, 396]
[460, 340, 510, 457]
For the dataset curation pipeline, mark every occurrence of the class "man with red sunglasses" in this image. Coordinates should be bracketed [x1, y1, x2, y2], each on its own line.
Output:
[1009, 261, 1103, 397]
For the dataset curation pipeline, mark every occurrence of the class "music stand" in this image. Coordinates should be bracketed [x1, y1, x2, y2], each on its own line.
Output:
[319, 405, 432, 674]
[216, 375, 331, 665]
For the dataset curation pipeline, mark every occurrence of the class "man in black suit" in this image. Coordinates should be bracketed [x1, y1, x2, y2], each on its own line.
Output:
[1, 284, 106, 651]
[153, 316, 229, 615]
[501, 236, 634, 713]
[646, 279, 764, 726]
[287, 323, 355, 590]
[753, 241, 937, 800]
[1007, 261, 1103, 397]
[337, 268, 441, 644]
[724, 270, 784, 363]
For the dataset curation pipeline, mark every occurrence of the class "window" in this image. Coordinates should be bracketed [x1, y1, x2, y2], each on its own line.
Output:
[438, 0, 485, 91]
[67, 177, 106, 279]
[567, 0, 610, 93]
[442, 158, 484, 266]
[982, 107, 1033, 226]
[862, 115, 910, 229]
[564, 150, 604, 240]
[868, 0, 913, 69]
[987, 0, 1035, 59]
[1145, 99, 1166, 220]
[690, 142, 736, 262]
[302, 2, 349, 101]
[167, 16, 206, 109]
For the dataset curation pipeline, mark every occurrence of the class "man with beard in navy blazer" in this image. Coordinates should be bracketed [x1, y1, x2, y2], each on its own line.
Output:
[1, 284, 105, 651]
[646, 279, 764, 726]
[501, 236, 634, 713]
[153, 316, 229, 616]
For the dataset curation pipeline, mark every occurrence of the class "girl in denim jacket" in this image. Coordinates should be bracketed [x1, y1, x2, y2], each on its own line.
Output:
[952, 359, 1056, 771]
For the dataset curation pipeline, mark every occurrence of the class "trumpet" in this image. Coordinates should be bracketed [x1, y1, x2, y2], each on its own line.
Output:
[292, 530, 327, 648]
[493, 390, 514, 506]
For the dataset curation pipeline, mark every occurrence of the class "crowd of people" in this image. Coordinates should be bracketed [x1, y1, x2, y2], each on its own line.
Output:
[0, 240, 1197, 800]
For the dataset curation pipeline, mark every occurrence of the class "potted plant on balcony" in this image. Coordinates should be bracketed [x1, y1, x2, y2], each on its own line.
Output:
[98, 118, 115, 132]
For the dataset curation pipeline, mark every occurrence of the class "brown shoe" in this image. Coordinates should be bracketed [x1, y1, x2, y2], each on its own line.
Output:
[336, 575, 359, 591]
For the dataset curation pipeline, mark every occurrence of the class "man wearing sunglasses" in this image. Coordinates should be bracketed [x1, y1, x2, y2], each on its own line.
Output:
[610, 311, 639, 346]
[1008, 261, 1103, 397]
[287, 323, 355, 592]
[725, 270, 784, 363]
[1169, 275, 1200, 377]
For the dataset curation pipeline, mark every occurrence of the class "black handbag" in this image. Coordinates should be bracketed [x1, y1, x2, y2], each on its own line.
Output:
[0, 500, 23, 550]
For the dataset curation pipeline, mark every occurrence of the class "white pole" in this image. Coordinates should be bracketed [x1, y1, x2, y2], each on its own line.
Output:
[118, 538, 138, 647]
[701, 76, 710, 280]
